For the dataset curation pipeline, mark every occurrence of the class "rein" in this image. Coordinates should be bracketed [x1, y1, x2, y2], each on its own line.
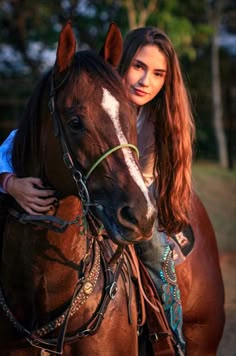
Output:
[0, 237, 128, 355]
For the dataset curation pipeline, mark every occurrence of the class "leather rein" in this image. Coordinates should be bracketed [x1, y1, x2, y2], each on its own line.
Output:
[1, 70, 140, 354]
[0, 235, 128, 355]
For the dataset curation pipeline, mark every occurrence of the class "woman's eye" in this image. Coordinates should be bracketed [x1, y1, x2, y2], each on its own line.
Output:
[134, 63, 142, 70]
[68, 117, 84, 130]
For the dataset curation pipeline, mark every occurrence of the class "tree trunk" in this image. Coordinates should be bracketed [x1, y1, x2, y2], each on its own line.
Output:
[210, 0, 229, 168]
[122, 0, 157, 29]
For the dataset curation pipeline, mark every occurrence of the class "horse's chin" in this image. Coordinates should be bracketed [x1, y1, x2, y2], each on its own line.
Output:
[93, 205, 148, 246]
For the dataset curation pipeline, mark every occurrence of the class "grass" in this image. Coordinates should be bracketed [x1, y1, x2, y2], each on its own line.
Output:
[192, 161, 236, 253]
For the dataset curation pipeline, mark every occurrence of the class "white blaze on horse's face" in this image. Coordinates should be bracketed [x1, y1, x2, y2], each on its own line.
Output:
[101, 88, 155, 220]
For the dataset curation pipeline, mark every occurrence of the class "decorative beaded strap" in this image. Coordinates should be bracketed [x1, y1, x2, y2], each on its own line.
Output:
[0, 240, 100, 339]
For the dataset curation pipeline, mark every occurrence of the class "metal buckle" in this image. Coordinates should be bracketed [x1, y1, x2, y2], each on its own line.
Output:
[63, 152, 74, 169]
[80, 329, 91, 337]
[109, 282, 118, 299]
[149, 332, 159, 342]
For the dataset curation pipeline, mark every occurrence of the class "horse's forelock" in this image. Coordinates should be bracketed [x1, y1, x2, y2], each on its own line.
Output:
[69, 51, 127, 102]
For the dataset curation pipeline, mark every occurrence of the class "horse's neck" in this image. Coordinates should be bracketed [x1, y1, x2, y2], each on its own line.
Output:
[1, 196, 85, 317]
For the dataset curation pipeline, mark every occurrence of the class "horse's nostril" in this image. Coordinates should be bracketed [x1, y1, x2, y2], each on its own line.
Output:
[120, 206, 138, 226]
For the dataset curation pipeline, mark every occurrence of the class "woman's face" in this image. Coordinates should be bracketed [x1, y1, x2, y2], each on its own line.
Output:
[123, 44, 167, 107]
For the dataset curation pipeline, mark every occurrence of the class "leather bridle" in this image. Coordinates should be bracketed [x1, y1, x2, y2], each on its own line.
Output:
[9, 69, 139, 233]
[48, 70, 139, 217]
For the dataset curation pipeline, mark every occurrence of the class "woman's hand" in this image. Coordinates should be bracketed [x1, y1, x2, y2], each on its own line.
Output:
[6, 176, 56, 215]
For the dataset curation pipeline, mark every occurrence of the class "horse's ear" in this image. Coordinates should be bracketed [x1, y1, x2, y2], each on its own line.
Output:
[54, 21, 77, 73]
[99, 23, 123, 67]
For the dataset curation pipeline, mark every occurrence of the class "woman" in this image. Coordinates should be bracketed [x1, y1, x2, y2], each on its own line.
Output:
[119, 28, 195, 353]
[0, 27, 195, 354]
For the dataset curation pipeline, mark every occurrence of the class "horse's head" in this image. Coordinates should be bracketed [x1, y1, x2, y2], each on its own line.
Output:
[13, 22, 156, 245]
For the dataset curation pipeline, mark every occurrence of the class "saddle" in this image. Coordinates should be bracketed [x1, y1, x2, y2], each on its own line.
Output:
[170, 226, 195, 265]
[127, 246, 176, 356]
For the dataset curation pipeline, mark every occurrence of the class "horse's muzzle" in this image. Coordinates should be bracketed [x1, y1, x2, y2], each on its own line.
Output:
[94, 204, 156, 246]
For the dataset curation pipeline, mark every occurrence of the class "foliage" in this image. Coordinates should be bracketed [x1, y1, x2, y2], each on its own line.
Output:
[0, 0, 235, 162]
[0, 0, 213, 73]
[0, 0, 234, 72]
[0, 1, 63, 76]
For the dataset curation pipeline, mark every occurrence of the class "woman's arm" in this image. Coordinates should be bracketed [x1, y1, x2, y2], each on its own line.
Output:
[0, 130, 16, 178]
[0, 130, 57, 214]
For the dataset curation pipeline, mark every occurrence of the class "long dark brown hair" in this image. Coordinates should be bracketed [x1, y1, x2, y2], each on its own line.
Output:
[119, 27, 195, 234]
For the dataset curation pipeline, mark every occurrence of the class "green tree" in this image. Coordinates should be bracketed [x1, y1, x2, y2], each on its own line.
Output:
[207, 0, 229, 168]
[0, 0, 235, 164]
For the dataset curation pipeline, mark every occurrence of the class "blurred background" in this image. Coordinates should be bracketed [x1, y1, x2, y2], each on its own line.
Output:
[0, 0, 235, 354]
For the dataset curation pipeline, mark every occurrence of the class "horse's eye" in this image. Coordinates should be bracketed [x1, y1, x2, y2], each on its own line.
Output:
[68, 116, 84, 131]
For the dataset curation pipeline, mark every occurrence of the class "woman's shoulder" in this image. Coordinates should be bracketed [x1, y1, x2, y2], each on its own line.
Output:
[0, 129, 17, 147]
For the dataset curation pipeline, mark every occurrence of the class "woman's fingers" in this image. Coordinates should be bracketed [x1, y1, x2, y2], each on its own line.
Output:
[32, 188, 56, 198]
[31, 196, 57, 206]
[23, 203, 55, 215]
[6, 176, 58, 215]
[23, 178, 55, 197]
[26, 177, 44, 188]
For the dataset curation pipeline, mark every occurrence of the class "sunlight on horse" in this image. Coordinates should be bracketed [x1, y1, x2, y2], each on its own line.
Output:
[0, 21, 224, 356]
[0, 22, 155, 356]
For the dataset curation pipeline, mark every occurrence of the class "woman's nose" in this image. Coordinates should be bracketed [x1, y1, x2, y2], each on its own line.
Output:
[138, 71, 150, 87]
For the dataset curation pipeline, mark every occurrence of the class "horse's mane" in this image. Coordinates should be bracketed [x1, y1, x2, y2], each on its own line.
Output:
[12, 70, 51, 178]
[12, 50, 128, 178]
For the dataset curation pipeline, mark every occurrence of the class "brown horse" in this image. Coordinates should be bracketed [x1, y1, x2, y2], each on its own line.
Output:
[0, 21, 225, 356]
[0, 22, 156, 355]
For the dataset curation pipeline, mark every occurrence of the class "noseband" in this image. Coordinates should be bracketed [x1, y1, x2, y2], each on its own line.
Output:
[48, 70, 139, 216]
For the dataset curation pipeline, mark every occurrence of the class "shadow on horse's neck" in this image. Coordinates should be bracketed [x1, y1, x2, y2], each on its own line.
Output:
[1, 196, 88, 315]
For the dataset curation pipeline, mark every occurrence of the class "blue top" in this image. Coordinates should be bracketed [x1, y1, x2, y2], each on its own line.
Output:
[0, 130, 16, 192]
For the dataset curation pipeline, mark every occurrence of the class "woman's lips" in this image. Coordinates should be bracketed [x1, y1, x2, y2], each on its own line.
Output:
[132, 87, 148, 96]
